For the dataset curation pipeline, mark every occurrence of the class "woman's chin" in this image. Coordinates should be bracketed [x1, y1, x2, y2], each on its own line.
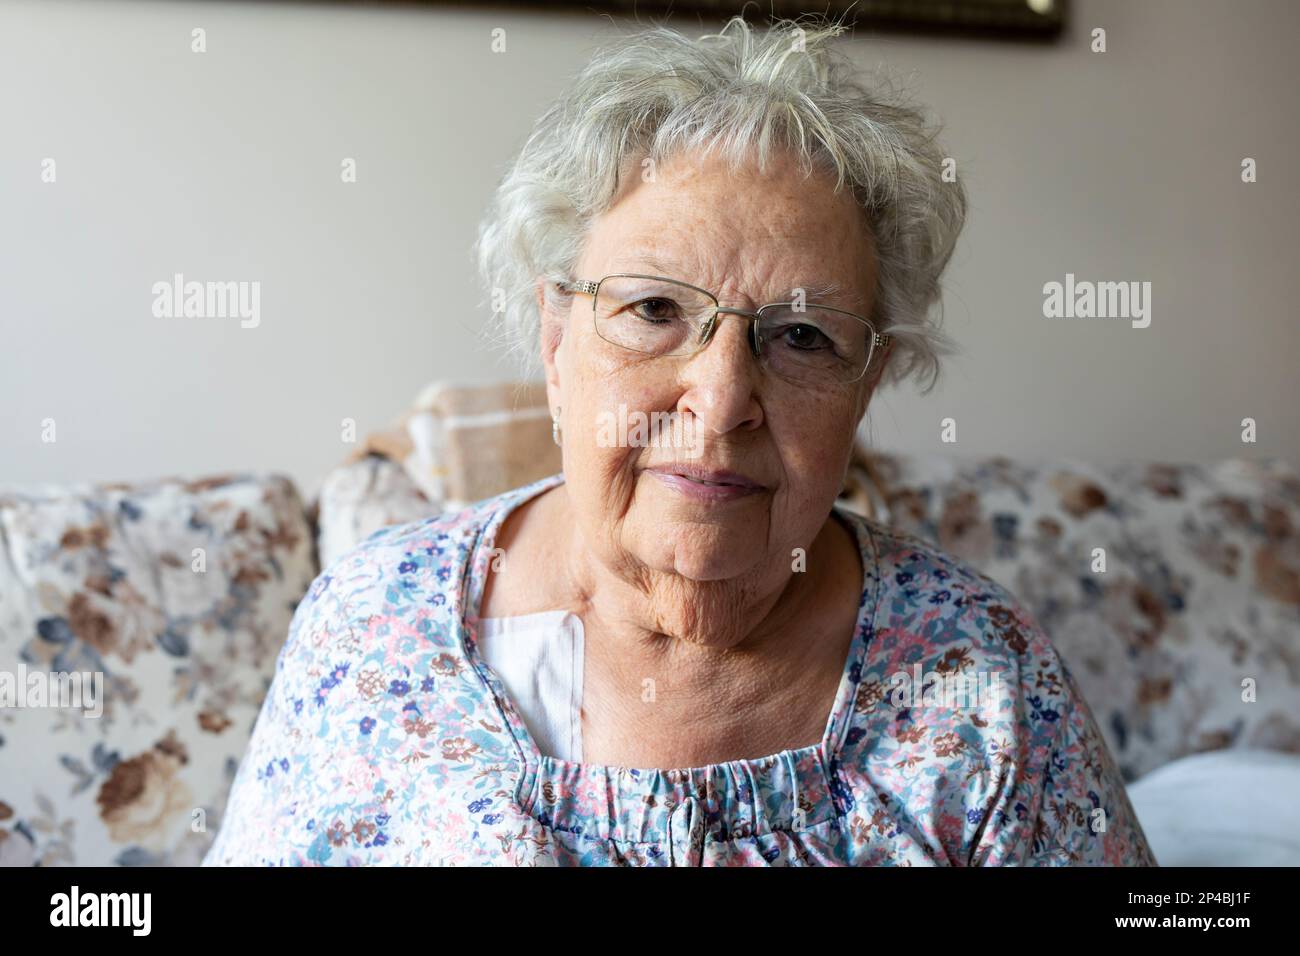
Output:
[638, 536, 766, 582]
[619, 485, 776, 581]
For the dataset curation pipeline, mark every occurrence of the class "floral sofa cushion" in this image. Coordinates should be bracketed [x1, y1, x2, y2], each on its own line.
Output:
[854, 452, 1300, 782]
[0, 474, 316, 866]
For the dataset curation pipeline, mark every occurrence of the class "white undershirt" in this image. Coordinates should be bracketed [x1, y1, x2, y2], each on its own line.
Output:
[476, 610, 584, 762]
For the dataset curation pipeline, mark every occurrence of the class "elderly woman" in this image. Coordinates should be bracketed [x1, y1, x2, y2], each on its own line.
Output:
[207, 16, 1153, 866]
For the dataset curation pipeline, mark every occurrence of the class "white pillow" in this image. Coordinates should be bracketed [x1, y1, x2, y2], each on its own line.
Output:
[1127, 750, 1300, 866]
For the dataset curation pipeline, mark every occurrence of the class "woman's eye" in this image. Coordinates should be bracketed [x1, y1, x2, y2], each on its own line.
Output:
[631, 297, 682, 324]
[780, 323, 833, 350]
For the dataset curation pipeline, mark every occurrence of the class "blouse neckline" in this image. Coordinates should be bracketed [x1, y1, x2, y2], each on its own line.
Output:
[460, 471, 883, 852]
[478, 608, 574, 629]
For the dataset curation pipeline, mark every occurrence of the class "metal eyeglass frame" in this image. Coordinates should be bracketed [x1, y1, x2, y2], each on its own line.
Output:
[557, 273, 892, 385]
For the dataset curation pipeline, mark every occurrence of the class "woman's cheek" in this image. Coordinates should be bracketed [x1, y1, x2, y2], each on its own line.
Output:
[573, 388, 642, 516]
[775, 416, 854, 504]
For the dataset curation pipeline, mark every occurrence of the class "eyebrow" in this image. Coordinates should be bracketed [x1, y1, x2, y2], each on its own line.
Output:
[608, 255, 851, 306]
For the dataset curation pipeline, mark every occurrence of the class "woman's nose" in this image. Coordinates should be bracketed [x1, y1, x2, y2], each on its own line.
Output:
[676, 314, 764, 435]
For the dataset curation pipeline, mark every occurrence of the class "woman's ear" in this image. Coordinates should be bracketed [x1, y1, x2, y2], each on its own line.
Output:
[536, 277, 565, 409]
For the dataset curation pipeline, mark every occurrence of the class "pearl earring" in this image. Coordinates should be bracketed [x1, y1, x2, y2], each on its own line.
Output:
[552, 407, 562, 447]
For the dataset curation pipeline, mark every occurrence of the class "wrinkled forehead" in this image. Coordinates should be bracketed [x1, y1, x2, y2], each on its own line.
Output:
[602, 251, 854, 307]
[578, 149, 877, 312]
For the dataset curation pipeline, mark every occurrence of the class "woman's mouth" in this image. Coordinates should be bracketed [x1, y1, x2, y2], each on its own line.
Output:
[644, 465, 767, 502]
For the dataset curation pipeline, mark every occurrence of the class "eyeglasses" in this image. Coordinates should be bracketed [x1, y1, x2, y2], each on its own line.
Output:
[558, 273, 891, 387]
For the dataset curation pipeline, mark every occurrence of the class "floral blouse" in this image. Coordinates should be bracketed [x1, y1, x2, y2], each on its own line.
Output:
[204, 472, 1156, 866]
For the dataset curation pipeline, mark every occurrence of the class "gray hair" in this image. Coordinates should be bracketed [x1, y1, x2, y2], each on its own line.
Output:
[474, 14, 967, 393]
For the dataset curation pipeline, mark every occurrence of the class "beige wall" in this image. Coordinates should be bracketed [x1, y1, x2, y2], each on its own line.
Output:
[2, 0, 1296, 497]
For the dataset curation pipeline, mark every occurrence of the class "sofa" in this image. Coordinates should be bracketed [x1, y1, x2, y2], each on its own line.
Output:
[2, 381, 1298, 866]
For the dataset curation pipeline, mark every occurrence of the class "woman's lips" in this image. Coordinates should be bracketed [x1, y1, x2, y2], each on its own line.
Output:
[644, 466, 766, 502]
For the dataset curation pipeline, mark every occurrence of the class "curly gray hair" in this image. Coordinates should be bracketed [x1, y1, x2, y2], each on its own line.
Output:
[474, 14, 967, 393]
